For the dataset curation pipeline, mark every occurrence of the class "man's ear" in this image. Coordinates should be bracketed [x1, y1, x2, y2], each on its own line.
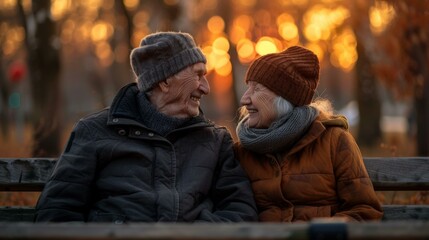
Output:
[158, 79, 170, 92]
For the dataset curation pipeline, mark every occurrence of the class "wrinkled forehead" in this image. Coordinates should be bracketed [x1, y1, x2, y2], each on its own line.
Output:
[191, 62, 206, 73]
[247, 81, 266, 88]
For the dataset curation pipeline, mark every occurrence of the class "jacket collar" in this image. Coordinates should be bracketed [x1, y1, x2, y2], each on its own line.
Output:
[287, 113, 349, 155]
[106, 83, 213, 130]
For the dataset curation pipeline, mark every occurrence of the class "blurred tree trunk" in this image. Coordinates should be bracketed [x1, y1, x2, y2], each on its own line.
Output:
[355, 41, 382, 146]
[214, 0, 241, 139]
[406, 27, 429, 156]
[117, 0, 133, 53]
[379, 1, 429, 156]
[0, 53, 10, 138]
[17, 0, 62, 157]
[218, 0, 239, 112]
[109, 0, 134, 91]
[349, 1, 382, 147]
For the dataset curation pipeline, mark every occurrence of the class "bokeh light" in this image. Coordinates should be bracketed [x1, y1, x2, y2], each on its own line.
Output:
[255, 37, 281, 56]
[230, 15, 254, 44]
[370, 1, 396, 34]
[91, 21, 114, 42]
[279, 22, 299, 41]
[330, 28, 357, 71]
[207, 16, 225, 34]
[237, 38, 256, 63]
[124, 0, 140, 11]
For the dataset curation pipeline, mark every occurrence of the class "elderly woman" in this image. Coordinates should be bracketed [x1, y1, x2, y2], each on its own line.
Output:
[234, 46, 383, 222]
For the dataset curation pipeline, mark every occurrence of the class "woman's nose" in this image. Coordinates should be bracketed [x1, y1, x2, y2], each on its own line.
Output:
[240, 89, 251, 106]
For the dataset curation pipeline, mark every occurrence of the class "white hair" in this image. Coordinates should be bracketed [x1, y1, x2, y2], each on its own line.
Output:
[274, 96, 294, 119]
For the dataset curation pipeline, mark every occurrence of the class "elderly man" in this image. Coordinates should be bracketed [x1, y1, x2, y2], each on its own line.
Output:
[35, 32, 258, 223]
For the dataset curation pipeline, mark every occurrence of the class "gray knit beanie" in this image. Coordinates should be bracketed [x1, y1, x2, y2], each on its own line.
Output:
[130, 32, 207, 92]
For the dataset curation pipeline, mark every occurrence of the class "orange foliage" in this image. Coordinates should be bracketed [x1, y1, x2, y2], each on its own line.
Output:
[374, 0, 429, 98]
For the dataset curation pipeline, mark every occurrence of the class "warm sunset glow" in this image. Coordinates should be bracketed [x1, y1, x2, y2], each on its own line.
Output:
[3, 40, 16, 56]
[202, 36, 232, 77]
[207, 16, 225, 34]
[83, 0, 103, 11]
[234, 15, 254, 31]
[278, 22, 298, 41]
[369, 1, 395, 34]
[255, 37, 280, 56]
[303, 5, 349, 42]
[91, 22, 114, 42]
[132, 31, 148, 48]
[236, 39, 256, 64]
[305, 23, 322, 42]
[237, 0, 257, 7]
[101, 0, 115, 10]
[212, 74, 233, 96]
[51, 0, 71, 20]
[133, 11, 150, 28]
[213, 55, 230, 76]
[230, 15, 254, 44]
[95, 41, 114, 67]
[279, 0, 308, 6]
[305, 43, 324, 62]
[212, 37, 230, 55]
[215, 60, 232, 77]
[276, 13, 295, 26]
[330, 28, 357, 71]
[229, 26, 247, 45]
[202, 46, 215, 72]
[10, 27, 25, 43]
[60, 20, 76, 44]
[0, 0, 15, 10]
[1, 23, 25, 57]
[255, 10, 271, 27]
[124, 0, 139, 10]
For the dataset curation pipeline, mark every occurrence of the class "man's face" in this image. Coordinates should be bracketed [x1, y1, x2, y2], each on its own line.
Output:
[157, 62, 210, 118]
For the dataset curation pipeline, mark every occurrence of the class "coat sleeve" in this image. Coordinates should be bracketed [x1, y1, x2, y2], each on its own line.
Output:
[35, 120, 97, 222]
[332, 130, 383, 221]
[196, 129, 258, 222]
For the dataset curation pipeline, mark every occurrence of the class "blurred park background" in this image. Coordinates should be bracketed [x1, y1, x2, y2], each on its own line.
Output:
[0, 0, 428, 159]
[0, 0, 429, 207]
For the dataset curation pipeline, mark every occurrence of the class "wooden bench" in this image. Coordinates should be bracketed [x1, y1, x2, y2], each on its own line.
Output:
[1, 157, 429, 222]
[0, 157, 429, 239]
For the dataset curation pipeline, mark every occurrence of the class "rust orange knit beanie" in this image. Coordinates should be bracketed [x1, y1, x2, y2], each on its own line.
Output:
[245, 46, 319, 106]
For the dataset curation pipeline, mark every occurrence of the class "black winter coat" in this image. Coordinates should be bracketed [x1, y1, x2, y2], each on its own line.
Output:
[35, 83, 258, 223]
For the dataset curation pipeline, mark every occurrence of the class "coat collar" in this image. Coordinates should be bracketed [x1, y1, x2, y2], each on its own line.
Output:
[287, 113, 349, 155]
[106, 83, 212, 130]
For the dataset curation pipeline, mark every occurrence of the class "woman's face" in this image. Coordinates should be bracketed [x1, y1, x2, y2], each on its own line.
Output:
[240, 81, 277, 128]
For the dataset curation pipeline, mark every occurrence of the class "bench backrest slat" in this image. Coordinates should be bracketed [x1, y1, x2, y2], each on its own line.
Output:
[1, 157, 429, 222]
[364, 157, 429, 191]
[2, 157, 429, 191]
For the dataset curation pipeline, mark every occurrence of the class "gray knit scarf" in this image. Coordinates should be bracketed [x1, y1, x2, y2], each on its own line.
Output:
[236, 106, 319, 154]
[137, 92, 190, 136]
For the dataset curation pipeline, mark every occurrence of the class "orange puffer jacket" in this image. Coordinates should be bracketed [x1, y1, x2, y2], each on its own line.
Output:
[234, 114, 383, 222]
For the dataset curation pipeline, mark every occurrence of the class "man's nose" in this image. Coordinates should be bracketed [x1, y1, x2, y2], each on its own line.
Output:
[200, 76, 210, 95]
